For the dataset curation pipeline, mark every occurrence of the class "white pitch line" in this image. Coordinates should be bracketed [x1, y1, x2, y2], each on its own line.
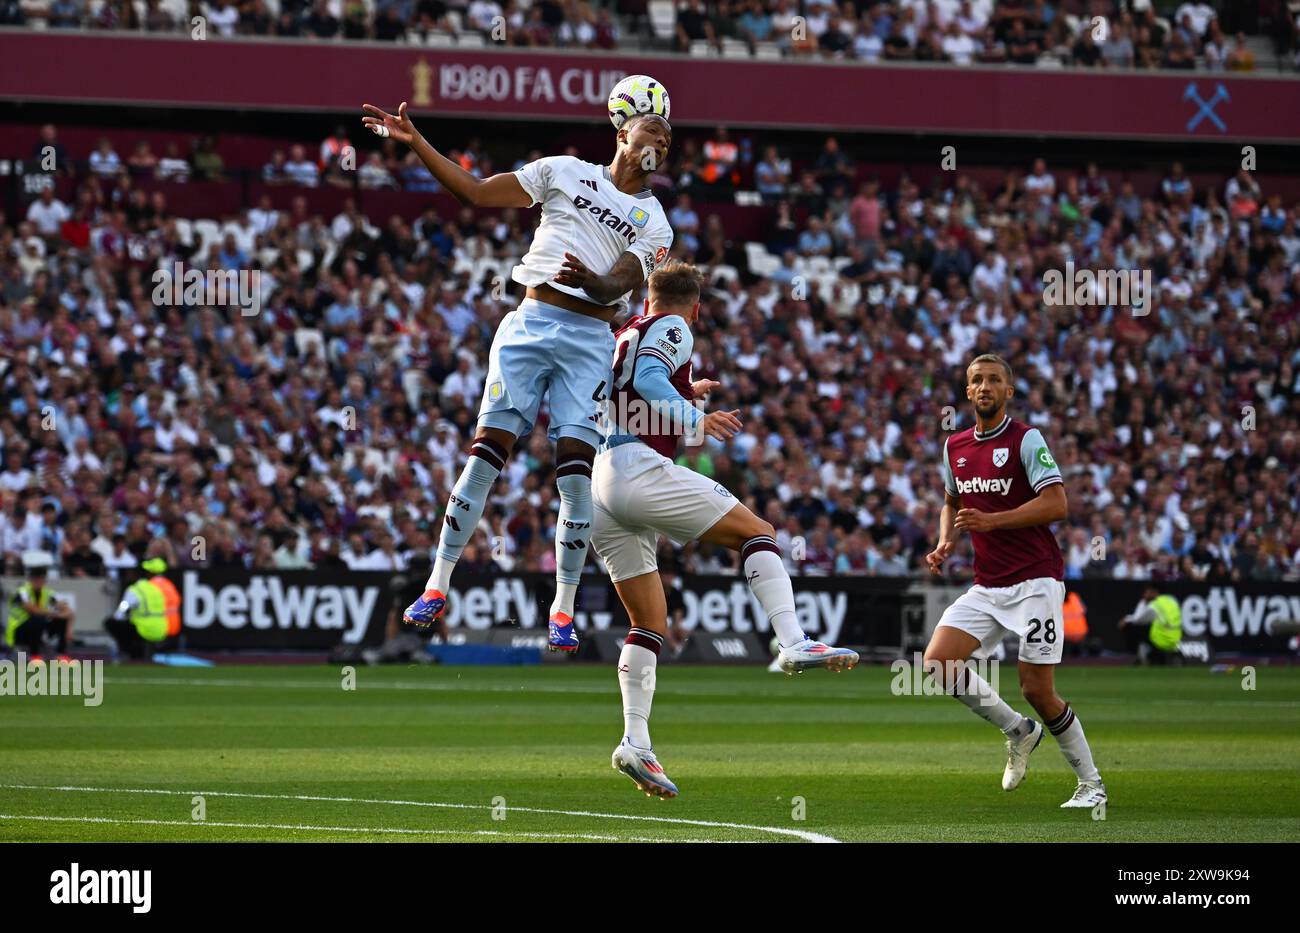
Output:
[1, 784, 839, 844]
[100, 675, 1300, 707]
[0, 813, 722, 843]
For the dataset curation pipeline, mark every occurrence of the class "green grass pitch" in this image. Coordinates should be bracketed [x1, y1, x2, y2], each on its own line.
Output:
[3, 663, 1299, 842]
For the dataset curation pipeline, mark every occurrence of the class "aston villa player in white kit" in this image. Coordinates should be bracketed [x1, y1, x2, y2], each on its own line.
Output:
[360, 101, 673, 650]
[591, 261, 858, 798]
[924, 354, 1106, 809]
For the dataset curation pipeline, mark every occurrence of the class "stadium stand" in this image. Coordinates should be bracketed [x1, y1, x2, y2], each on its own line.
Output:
[2, 0, 1298, 71]
[1, 112, 1297, 585]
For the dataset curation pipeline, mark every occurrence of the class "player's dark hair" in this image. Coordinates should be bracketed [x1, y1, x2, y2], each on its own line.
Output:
[648, 260, 702, 310]
[967, 353, 1012, 382]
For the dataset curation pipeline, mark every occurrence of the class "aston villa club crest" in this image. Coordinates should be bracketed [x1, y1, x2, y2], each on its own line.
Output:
[992, 447, 1009, 468]
[627, 206, 649, 227]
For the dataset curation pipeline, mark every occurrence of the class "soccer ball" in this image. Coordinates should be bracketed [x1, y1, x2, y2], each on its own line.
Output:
[608, 75, 671, 130]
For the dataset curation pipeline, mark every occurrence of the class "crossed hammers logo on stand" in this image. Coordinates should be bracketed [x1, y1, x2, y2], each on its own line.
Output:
[1184, 82, 1230, 133]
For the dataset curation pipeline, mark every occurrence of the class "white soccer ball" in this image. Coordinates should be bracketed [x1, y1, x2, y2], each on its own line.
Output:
[608, 74, 671, 130]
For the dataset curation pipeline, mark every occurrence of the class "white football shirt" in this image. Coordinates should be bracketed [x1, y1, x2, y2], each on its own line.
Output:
[512, 155, 673, 315]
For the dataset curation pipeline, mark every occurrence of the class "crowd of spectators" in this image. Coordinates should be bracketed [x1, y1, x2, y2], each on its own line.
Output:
[3, 0, 1298, 70]
[2, 120, 1298, 586]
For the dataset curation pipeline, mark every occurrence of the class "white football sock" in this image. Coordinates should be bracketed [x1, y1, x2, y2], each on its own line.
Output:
[618, 633, 662, 749]
[936, 661, 1028, 736]
[1047, 704, 1101, 783]
[742, 537, 807, 648]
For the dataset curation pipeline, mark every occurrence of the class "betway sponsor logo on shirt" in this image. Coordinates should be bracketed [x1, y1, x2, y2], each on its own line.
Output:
[572, 195, 638, 243]
[182, 571, 379, 644]
[955, 476, 1013, 496]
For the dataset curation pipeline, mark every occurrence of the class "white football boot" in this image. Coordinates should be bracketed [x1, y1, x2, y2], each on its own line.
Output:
[1002, 718, 1044, 791]
[612, 739, 679, 799]
[777, 639, 859, 674]
[1061, 781, 1108, 809]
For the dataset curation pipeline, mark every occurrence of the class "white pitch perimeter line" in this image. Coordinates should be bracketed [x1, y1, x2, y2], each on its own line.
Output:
[0, 813, 722, 843]
[101, 675, 869, 701]
[1, 784, 839, 844]
[100, 675, 1300, 707]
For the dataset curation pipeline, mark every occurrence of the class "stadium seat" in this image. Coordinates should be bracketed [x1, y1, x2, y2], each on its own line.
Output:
[457, 32, 485, 48]
[426, 31, 455, 46]
[174, 217, 194, 247]
[709, 264, 739, 286]
[807, 256, 832, 275]
[721, 38, 749, 58]
[689, 39, 717, 57]
[192, 219, 222, 260]
[754, 42, 782, 60]
[647, 0, 675, 41]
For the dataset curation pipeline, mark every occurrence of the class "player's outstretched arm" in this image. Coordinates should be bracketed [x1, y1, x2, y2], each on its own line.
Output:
[954, 483, 1068, 533]
[554, 252, 646, 305]
[926, 491, 960, 573]
[360, 101, 530, 209]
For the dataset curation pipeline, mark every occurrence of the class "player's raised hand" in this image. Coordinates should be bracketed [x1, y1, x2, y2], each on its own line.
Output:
[691, 379, 720, 397]
[701, 409, 742, 441]
[361, 101, 417, 146]
[925, 540, 955, 574]
[553, 252, 593, 289]
[954, 508, 996, 533]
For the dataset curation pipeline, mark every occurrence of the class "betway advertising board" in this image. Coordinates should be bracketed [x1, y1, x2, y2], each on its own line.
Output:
[1071, 580, 1299, 654]
[177, 570, 909, 650]
[177, 570, 1298, 654]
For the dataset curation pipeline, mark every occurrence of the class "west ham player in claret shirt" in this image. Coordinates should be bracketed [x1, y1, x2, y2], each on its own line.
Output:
[591, 260, 859, 799]
[924, 354, 1106, 809]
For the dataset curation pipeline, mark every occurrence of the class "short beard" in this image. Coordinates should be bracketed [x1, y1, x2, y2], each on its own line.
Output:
[974, 398, 1004, 420]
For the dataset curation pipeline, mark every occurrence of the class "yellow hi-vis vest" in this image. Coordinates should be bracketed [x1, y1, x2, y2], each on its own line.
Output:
[127, 579, 169, 643]
[6, 582, 50, 646]
[1149, 594, 1182, 652]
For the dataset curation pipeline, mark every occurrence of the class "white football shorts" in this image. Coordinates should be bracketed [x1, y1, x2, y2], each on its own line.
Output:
[591, 441, 737, 583]
[937, 576, 1067, 665]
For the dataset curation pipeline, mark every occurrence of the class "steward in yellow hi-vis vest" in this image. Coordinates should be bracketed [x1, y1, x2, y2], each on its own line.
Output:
[1121, 586, 1183, 665]
[6, 564, 74, 660]
[143, 557, 182, 637]
[105, 558, 174, 660]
